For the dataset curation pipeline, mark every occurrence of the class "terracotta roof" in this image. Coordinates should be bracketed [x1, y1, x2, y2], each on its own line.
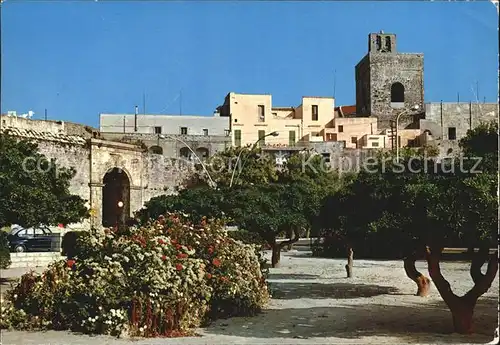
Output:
[0, 127, 87, 145]
[335, 105, 357, 116]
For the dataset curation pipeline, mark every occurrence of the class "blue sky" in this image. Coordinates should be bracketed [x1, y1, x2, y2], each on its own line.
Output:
[2, 1, 498, 128]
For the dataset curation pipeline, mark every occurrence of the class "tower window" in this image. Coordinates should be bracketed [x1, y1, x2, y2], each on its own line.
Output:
[448, 127, 457, 140]
[391, 82, 405, 103]
[376, 36, 382, 51]
[385, 36, 392, 52]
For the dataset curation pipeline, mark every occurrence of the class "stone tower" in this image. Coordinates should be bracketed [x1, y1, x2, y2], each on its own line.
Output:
[355, 31, 424, 130]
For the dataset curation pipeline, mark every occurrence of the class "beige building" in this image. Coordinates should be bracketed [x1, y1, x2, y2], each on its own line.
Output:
[218, 92, 336, 147]
[217, 92, 394, 150]
[324, 117, 379, 149]
[381, 128, 421, 149]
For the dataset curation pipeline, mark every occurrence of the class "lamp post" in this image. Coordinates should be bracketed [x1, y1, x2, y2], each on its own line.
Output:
[395, 105, 420, 162]
[158, 134, 216, 188]
[229, 131, 279, 188]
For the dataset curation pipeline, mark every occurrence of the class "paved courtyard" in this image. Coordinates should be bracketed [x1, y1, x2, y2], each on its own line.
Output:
[1, 251, 498, 344]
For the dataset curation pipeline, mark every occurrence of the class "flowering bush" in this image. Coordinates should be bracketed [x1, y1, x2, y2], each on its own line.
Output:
[0, 214, 269, 337]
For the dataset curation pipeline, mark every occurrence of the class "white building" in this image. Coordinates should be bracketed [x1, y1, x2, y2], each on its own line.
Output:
[99, 111, 230, 137]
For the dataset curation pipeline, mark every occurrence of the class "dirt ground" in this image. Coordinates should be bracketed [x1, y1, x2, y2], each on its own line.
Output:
[1, 251, 498, 344]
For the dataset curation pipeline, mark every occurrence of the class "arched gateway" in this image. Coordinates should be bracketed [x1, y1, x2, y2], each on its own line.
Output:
[102, 168, 131, 227]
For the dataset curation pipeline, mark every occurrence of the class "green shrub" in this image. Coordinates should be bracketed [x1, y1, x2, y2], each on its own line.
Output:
[1, 214, 269, 337]
[0, 231, 11, 269]
[61, 231, 93, 259]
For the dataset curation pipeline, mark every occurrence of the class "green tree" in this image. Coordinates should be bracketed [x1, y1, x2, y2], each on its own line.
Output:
[0, 134, 89, 229]
[318, 124, 498, 333]
[135, 185, 226, 224]
[225, 152, 345, 267]
[459, 121, 497, 173]
[192, 146, 278, 188]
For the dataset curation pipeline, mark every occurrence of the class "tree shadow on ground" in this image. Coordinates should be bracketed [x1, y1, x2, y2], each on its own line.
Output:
[205, 298, 498, 344]
[270, 282, 401, 299]
[268, 273, 320, 280]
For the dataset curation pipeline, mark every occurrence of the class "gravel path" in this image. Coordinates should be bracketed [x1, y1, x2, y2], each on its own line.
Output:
[1, 251, 498, 344]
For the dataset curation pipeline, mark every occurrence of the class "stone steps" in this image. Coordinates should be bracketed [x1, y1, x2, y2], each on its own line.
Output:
[8, 252, 64, 268]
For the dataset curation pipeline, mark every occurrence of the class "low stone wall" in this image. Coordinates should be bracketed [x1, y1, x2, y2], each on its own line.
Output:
[9, 252, 64, 269]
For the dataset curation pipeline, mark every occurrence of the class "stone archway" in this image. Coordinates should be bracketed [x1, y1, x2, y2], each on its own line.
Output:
[196, 147, 209, 160]
[102, 168, 130, 227]
[149, 145, 163, 155]
[180, 147, 191, 160]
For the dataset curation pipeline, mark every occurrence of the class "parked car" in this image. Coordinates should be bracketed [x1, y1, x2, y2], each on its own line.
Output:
[7, 225, 60, 253]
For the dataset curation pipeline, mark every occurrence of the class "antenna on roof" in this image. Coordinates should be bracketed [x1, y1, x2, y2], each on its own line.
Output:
[333, 69, 337, 99]
[134, 105, 138, 132]
[180, 90, 183, 115]
[45, 109, 48, 121]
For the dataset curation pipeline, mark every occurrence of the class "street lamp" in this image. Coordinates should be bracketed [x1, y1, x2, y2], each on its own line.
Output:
[158, 134, 216, 188]
[395, 105, 420, 162]
[229, 131, 279, 188]
[116, 200, 124, 229]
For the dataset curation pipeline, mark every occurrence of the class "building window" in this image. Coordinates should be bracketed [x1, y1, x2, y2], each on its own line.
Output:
[391, 82, 405, 103]
[180, 127, 188, 135]
[258, 105, 265, 122]
[258, 130, 266, 147]
[234, 130, 242, 147]
[203, 128, 209, 136]
[312, 105, 318, 121]
[448, 127, 457, 140]
[338, 125, 344, 133]
[372, 142, 379, 147]
[311, 131, 321, 137]
[154, 126, 162, 134]
[351, 136, 357, 144]
[224, 129, 230, 137]
[289, 131, 296, 146]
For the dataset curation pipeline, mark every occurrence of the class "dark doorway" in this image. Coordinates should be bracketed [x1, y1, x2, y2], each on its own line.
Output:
[196, 147, 209, 160]
[102, 168, 130, 227]
[149, 145, 163, 154]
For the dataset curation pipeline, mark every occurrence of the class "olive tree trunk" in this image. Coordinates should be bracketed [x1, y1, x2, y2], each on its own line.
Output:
[404, 252, 431, 297]
[345, 246, 354, 278]
[426, 246, 498, 334]
[270, 227, 300, 268]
